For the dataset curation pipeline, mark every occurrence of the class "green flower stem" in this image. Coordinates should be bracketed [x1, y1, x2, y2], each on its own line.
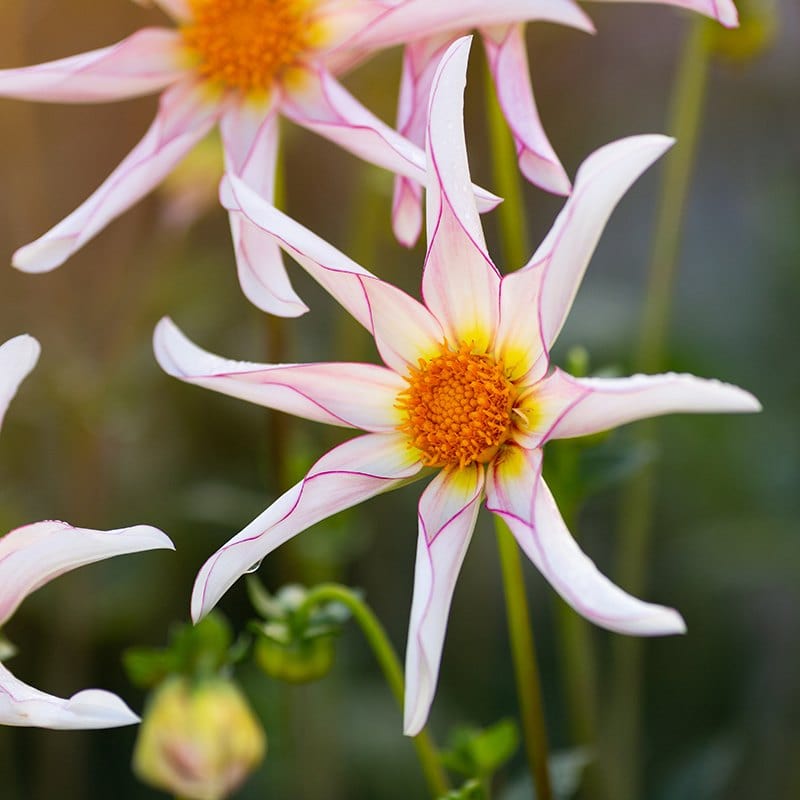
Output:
[494, 519, 553, 800]
[299, 584, 450, 798]
[608, 20, 712, 800]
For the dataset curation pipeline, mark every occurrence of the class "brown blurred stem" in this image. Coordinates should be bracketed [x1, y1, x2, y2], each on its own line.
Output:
[608, 19, 712, 800]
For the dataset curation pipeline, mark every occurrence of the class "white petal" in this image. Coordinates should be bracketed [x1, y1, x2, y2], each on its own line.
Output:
[422, 37, 500, 351]
[589, 0, 738, 28]
[12, 79, 221, 273]
[0, 335, 40, 432]
[154, 317, 406, 431]
[0, 521, 174, 628]
[0, 663, 139, 729]
[0, 29, 185, 103]
[191, 433, 422, 620]
[404, 465, 483, 735]
[486, 446, 685, 635]
[153, 0, 194, 22]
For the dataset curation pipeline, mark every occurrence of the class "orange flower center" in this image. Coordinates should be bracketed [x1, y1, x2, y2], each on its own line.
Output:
[397, 343, 515, 468]
[182, 0, 319, 93]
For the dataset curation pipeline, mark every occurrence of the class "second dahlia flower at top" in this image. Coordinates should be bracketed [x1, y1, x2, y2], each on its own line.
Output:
[154, 38, 759, 735]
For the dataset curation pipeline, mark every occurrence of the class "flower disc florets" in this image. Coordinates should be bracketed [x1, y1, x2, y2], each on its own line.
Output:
[183, 0, 319, 93]
[397, 342, 515, 468]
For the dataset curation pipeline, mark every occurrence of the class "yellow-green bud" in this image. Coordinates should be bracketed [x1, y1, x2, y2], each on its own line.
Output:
[253, 631, 336, 684]
[133, 677, 266, 800]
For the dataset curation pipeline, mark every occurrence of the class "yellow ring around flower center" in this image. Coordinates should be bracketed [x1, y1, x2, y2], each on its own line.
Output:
[397, 342, 515, 468]
[182, 0, 319, 93]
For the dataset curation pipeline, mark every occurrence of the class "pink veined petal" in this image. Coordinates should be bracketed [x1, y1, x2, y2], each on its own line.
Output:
[12, 79, 221, 274]
[221, 176, 445, 373]
[337, 0, 595, 50]
[404, 464, 484, 736]
[191, 433, 423, 621]
[0, 663, 140, 729]
[154, 317, 406, 431]
[281, 66, 500, 213]
[391, 36, 452, 247]
[486, 445, 686, 635]
[0, 28, 186, 103]
[221, 99, 308, 316]
[423, 37, 500, 352]
[0, 335, 40, 432]
[523, 134, 674, 357]
[587, 0, 738, 28]
[0, 521, 174, 628]
[521, 368, 761, 447]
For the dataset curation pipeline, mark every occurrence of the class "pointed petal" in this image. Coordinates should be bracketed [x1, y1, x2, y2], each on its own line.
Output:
[12, 80, 220, 273]
[423, 37, 500, 351]
[281, 67, 500, 213]
[525, 368, 762, 446]
[404, 464, 483, 735]
[0, 29, 185, 103]
[154, 317, 406, 430]
[221, 99, 308, 315]
[524, 135, 674, 353]
[0, 521, 173, 628]
[221, 176, 445, 372]
[191, 433, 422, 620]
[590, 0, 738, 28]
[486, 446, 685, 635]
[0, 335, 40, 431]
[0, 663, 139, 729]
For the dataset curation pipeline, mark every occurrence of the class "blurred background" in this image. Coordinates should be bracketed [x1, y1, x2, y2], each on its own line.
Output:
[0, 1, 797, 798]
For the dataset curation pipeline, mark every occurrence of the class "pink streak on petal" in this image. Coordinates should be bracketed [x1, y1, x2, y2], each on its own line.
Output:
[12, 79, 221, 273]
[0, 335, 40, 432]
[0, 28, 186, 103]
[404, 464, 483, 735]
[191, 433, 423, 621]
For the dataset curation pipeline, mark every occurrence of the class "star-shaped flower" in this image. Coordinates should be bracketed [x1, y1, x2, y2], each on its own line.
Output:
[154, 37, 759, 734]
[0, 335, 174, 729]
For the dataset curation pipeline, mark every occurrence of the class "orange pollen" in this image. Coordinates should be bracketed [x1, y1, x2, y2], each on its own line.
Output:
[396, 343, 515, 468]
[182, 0, 317, 92]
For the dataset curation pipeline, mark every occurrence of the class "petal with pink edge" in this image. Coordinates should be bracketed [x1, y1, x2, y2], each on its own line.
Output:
[0, 29, 186, 103]
[523, 368, 762, 446]
[422, 37, 500, 352]
[12, 79, 221, 274]
[154, 317, 406, 431]
[588, 0, 738, 28]
[486, 445, 685, 635]
[0, 521, 174, 628]
[191, 433, 423, 621]
[221, 99, 308, 316]
[524, 135, 674, 354]
[0, 663, 140, 729]
[404, 464, 484, 735]
[0, 335, 40, 432]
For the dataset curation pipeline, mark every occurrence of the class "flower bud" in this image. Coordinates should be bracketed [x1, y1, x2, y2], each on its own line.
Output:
[252, 628, 336, 684]
[133, 676, 266, 800]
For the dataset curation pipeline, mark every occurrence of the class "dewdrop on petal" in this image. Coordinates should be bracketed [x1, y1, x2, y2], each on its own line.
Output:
[133, 676, 266, 800]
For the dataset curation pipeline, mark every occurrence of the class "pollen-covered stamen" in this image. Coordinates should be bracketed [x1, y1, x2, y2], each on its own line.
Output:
[183, 0, 319, 93]
[397, 342, 515, 468]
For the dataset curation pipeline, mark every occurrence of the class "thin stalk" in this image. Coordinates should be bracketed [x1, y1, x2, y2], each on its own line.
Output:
[300, 584, 450, 798]
[494, 519, 553, 800]
[608, 20, 712, 800]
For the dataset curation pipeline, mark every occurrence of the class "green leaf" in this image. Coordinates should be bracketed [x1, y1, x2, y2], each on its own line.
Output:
[442, 719, 520, 778]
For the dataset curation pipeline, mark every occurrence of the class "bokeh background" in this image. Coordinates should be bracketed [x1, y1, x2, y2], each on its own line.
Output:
[0, 1, 797, 798]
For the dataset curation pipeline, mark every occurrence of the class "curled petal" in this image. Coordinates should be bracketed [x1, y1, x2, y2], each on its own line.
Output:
[191, 433, 423, 621]
[0, 335, 40, 432]
[422, 37, 500, 352]
[0, 29, 186, 103]
[221, 100, 307, 315]
[0, 521, 174, 628]
[486, 446, 685, 635]
[154, 317, 406, 431]
[524, 135, 674, 356]
[404, 465, 483, 735]
[526, 368, 762, 446]
[12, 79, 221, 273]
[0, 663, 139, 729]
[221, 176, 444, 372]
[590, 0, 738, 28]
